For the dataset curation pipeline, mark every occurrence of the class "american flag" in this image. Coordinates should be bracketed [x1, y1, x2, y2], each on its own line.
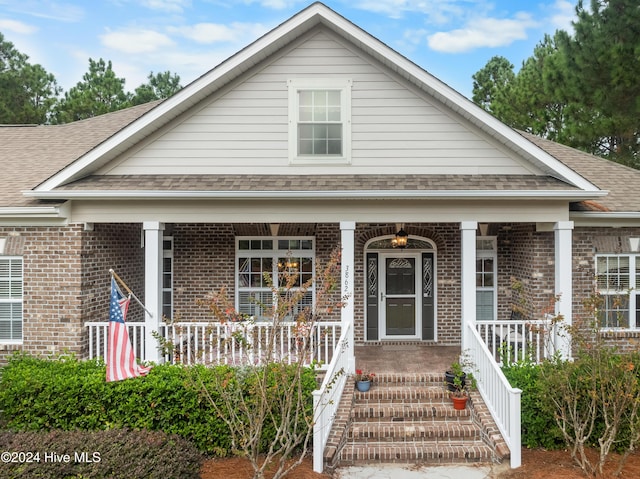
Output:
[106, 277, 151, 382]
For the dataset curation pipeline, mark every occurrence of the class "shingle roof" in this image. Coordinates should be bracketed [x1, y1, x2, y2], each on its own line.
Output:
[518, 131, 640, 212]
[56, 173, 578, 193]
[0, 101, 160, 208]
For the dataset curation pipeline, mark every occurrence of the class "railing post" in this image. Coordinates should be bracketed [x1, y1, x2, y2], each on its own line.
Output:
[312, 390, 323, 472]
[510, 387, 522, 468]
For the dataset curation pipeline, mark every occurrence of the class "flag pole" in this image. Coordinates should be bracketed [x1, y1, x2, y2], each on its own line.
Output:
[109, 269, 153, 317]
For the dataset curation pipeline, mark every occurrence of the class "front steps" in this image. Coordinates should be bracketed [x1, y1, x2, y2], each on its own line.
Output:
[324, 372, 508, 470]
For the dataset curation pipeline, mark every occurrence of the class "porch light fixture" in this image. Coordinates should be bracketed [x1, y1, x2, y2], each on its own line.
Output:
[394, 228, 408, 248]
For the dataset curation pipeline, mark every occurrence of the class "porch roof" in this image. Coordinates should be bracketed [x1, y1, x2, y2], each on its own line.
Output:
[47, 173, 580, 198]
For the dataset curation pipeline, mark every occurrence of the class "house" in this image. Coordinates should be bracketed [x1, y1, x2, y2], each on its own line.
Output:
[2, 1, 640, 471]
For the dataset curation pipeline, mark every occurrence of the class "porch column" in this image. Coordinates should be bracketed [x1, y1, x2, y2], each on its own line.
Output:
[460, 221, 477, 352]
[554, 221, 573, 359]
[340, 221, 356, 374]
[144, 221, 164, 363]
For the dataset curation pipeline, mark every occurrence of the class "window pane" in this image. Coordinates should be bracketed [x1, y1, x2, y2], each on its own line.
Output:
[476, 291, 494, 321]
[599, 294, 629, 328]
[597, 256, 630, 291]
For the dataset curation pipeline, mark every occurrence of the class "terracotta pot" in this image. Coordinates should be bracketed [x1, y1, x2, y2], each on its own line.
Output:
[451, 395, 468, 410]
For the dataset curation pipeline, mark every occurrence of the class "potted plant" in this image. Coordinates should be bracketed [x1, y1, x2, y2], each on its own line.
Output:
[445, 355, 476, 410]
[355, 369, 375, 392]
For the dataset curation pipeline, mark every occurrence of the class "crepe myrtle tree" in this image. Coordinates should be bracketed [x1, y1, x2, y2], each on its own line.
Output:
[159, 247, 346, 479]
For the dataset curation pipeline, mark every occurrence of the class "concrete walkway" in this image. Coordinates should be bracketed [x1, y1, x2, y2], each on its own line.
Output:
[334, 463, 508, 478]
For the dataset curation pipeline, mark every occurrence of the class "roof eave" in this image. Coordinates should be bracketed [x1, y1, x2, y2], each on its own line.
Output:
[0, 205, 69, 225]
[571, 211, 640, 227]
[23, 189, 606, 201]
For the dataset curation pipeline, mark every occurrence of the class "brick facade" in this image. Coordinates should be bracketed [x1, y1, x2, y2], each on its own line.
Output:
[3, 221, 639, 364]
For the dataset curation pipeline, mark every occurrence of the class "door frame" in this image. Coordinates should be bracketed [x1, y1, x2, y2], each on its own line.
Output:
[379, 251, 422, 340]
[364, 234, 437, 342]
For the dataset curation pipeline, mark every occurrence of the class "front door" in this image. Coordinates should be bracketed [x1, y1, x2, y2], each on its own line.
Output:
[381, 253, 420, 338]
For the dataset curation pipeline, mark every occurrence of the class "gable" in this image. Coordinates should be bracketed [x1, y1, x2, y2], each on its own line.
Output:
[98, 29, 538, 177]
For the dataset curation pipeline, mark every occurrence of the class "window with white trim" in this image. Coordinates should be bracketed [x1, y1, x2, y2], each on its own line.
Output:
[236, 238, 314, 320]
[162, 237, 173, 321]
[288, 78, 352, 164]
[476, 237, 497, 321]
[595, 255, 639, 328]
[0, 257, 23, 342]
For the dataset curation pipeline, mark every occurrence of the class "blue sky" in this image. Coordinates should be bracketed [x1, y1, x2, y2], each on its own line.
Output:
[0, 0, 577, 100]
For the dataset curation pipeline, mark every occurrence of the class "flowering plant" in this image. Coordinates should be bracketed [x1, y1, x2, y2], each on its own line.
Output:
[355, 369, 375, 382]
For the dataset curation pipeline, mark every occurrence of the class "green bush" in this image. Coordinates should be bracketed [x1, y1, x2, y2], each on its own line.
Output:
[502, 359, 564, 449]
[0, 353, 317, 456]
[0, 429, 202, 479]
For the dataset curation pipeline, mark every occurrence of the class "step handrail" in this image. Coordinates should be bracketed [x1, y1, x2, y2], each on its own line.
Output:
[312, 321, 351, 473]
[467, 322, 522, 468]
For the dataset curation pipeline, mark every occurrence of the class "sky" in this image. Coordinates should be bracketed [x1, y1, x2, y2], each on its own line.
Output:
[0, 0, 578, 100]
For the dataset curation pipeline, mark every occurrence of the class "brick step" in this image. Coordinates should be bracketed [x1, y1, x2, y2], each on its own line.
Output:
[351, 402, 471, 422]
[367, 373, 447, 387]
[348, 421, 481, 442]
[355, 384, 450, 403]
[339, 442, 494, 465]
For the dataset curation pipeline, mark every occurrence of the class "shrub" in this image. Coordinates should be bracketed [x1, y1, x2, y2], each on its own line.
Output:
[502, 359, 563, 449]
[0, 429, 202, 479]
[0, 353, 317, 457]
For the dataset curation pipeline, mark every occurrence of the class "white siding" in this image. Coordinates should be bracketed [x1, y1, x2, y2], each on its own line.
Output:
[102, 30, 538, 176]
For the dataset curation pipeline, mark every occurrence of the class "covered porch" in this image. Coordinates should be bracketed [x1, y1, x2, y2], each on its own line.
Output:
[84, 217, 572, 368]
[82, 215, 574, 472]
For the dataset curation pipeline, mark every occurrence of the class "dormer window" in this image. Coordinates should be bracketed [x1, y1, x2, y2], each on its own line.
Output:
[288, 79, 351, 164]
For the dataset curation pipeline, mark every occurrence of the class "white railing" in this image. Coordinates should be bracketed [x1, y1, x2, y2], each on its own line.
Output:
[159, 321, 341, 369]
[312, 321, 351, 473]
[86, 320, 341, 370]
[466, 322, 522, 469]
[86, 321, 146, 362]
[475, 319, 554, 365]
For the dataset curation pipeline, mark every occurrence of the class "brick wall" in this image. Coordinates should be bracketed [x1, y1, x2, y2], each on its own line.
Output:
[573, 226, 640, 351]
[0, 225, 84, 363]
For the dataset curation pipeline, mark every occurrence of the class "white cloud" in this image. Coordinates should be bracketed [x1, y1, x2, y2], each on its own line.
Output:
[0, 18, 37, 34]
[139, 0, 190, 13]
[100, 28, 175, 54]
[241, 0, 301, 10]
[427, 13, 538, 53]
[169, 22, 268, 44]
[354, 0, 466, 23]
[0, 1, 84, 22]
[549, 0, 576, 32]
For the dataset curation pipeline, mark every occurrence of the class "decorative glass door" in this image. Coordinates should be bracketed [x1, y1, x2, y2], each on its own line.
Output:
[381, 254, 420, 338]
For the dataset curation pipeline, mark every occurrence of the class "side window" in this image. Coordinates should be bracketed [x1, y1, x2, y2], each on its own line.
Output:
[595, 255, 633, 328]
[162, 237, 173, 321]
[476, 237, 496, 321]
[0, 257, 23, 342]
[288, 79, 352, 164]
